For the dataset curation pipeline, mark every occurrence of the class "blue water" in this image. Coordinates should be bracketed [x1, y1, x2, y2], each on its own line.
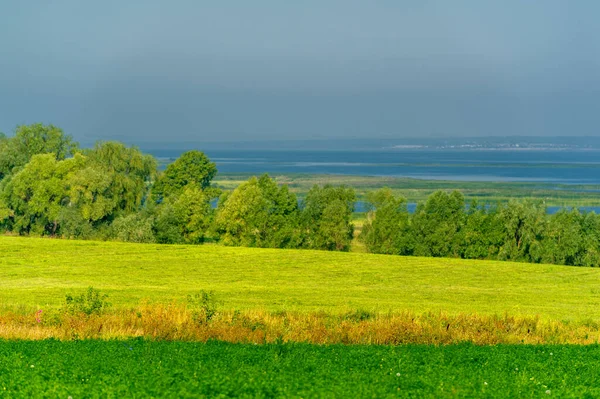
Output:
[151, 148, 600, 185]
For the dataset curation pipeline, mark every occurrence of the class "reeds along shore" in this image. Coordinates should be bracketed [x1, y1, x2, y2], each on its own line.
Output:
[1, 305, 599, 345]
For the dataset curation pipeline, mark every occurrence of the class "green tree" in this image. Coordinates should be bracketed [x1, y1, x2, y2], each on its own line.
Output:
[460, 201, 504, 259]
[0, 124, 78, 179]
[1, 141, 158, 237]
[360, 188, 412, 255]
[67, 164, 116, 223]
[153, 202, 183, 244]
[169, 184, 213, 244]
[300, 185, 355, 251]
[540, 209, 584, 266]
[256, 174, 300, 247]
[410, 191, 466, 258]
[497, 200, 546, 262]
[578, 212, 600, 267]
[0, 153, 86, 235]
[214, 174, 299, 248]
[84, 141, 157, 214]
[57, 143, 158, 237]
[152, 150, 217, 200]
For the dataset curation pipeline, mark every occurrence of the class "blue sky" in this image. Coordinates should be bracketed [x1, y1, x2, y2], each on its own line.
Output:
[1, 1, 598, 143]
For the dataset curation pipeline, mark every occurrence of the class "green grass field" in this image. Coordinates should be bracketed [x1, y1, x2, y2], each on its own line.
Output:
[2, 340, 599, 398]
[3, 236, 600, 396]
[2, 236, 600, 321]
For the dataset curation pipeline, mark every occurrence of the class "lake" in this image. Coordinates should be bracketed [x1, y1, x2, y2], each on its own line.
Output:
[149, 148, 600, 185]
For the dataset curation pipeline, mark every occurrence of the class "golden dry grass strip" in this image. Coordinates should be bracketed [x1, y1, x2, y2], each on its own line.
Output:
[1, 305, 599, 345]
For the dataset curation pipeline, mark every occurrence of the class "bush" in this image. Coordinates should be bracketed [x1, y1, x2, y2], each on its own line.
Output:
[153, 203, 183, 244]
[64, 287, 110, 316]
[57, 207, 94, 239]
[187, 290, 219, 323]
[110, 213, 155, 243]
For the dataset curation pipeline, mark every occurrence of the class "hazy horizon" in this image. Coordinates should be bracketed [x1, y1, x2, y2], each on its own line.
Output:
[2, 1, 599, 143]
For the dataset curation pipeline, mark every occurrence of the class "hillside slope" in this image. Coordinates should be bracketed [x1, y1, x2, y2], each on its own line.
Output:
[1, 236, 599, 320]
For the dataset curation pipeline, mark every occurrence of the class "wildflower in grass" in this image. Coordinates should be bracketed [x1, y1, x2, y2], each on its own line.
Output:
[545, 390, 551, 394]
[396, 373, 400, 377]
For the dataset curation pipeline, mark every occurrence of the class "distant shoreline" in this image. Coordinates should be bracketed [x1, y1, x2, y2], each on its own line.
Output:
[386, 146, 600, 151]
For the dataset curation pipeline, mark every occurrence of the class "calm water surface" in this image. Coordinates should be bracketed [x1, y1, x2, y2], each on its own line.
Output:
[151, 149, 600, 185]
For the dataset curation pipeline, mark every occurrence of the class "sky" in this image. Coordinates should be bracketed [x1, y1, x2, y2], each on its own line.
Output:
[1, 1, 599, 144]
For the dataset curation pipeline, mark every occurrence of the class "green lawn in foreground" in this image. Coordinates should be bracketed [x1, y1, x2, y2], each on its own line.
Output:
[2, 340, 599, 398]
[2, 236, 600, 320]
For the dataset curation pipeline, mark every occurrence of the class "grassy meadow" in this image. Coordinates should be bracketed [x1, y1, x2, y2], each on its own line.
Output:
[4, 235, 600, 396]
[2, 235, 600, 320]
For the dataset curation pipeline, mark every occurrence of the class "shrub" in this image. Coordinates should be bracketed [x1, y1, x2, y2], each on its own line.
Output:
[187, 290, 219, 323]
[64, 287, 110, 316]
[110, 213, 155, 243]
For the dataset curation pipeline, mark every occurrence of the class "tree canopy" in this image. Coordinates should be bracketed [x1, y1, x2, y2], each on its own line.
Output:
[360, 188, 411, 255]
[214, 174, 299, 248]
[0, 124, 78, 180]
[300, 185, 356, 251]
[1, 153, 85, 235]
[83, 141, 157, 213]
[152, 150, 217, 200]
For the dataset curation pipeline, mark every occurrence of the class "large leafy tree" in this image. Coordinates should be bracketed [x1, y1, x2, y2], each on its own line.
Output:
[410, 190, 466, 258]
[540, 209, 584, 266]
[255, 174, 300, 247]
[214, 174, 299, 248]
[0, 124, 78, 179]
[497, 200, 546, 262]
[460, 201, 505, 259]
[83, 141, 157, 214]
[154, 184, 213, 244]
[0, 153, 86, 235]
[578, 212, 600, 267]
[172, 184, 213, 244]
[300, 184, 355, 251]
[360, 188, 412, 255]
[150, 150, 218, 243]
[152, 150, 217, 200]
[67, 165, 115, 223]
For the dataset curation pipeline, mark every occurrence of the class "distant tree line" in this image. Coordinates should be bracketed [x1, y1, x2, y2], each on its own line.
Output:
[361, 189, 600, 267]
[1, 124, 599, 267]
[0, 124, 355, 251]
